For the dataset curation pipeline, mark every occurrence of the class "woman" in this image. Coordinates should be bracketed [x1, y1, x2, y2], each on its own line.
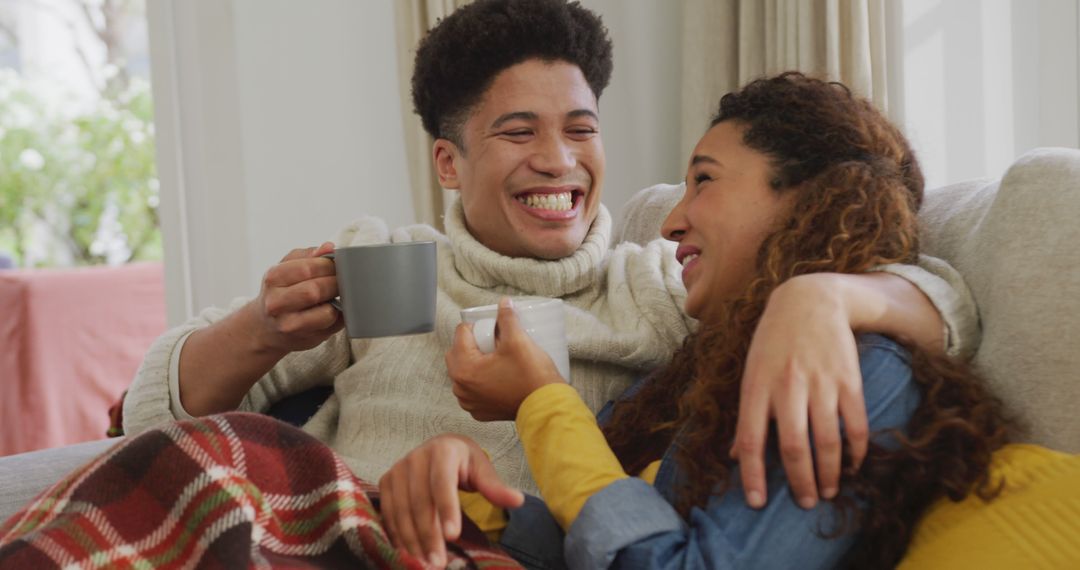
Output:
[380, 72, 1009, 568]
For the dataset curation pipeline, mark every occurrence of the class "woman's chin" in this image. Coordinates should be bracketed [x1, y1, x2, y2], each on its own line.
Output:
[683, 295, 705, 320]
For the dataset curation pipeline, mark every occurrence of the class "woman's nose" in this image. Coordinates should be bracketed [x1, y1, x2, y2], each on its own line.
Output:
[661, 188, 690, 241]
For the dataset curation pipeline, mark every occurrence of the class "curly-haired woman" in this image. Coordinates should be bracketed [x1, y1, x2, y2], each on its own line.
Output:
[381, 72, 1011, 569]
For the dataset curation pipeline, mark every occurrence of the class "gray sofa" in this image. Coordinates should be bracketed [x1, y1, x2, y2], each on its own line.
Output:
[2, 147, 1078, 524]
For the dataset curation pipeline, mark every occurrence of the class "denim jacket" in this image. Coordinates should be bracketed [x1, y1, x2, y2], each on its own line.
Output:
[499, 334, 919, 569]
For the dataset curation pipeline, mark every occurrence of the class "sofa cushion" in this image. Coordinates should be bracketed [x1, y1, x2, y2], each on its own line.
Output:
[919, 147, 1080, 453]
[898, 443, 1080, 568]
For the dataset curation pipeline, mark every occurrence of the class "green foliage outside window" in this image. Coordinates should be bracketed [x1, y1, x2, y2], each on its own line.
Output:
[0, 69, 160, 267]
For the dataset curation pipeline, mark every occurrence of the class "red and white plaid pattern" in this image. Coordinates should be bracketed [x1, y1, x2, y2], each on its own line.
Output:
[0, 413, 523, 569]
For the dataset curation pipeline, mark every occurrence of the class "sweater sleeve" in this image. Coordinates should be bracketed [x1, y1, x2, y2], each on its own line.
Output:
[122, 216, 399, 437]
[515, 384, 631, 530]
[874, 255, 980, 359]
[122, 296, 353, 436]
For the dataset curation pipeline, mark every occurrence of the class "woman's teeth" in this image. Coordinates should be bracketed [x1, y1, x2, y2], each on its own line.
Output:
[681, 253, 699, 266]
[516, 192, 574, 211]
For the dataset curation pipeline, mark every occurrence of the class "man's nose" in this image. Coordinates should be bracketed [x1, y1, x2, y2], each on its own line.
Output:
[530, 135, 576, 178]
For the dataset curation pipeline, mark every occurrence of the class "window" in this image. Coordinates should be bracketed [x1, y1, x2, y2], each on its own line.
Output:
[0, 0, 158, 268]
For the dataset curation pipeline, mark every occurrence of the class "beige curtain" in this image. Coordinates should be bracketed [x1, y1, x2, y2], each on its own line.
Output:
[681, 0, 889, 159]
[394, 0, 472, 231]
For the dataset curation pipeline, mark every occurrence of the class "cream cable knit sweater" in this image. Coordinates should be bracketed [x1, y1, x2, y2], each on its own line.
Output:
[124, 200, 694, 494]
[124, 194, 977, 494]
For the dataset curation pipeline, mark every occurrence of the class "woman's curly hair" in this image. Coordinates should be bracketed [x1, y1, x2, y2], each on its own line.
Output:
[602, 72, 1009, 568]
[411, 0, 613, 146]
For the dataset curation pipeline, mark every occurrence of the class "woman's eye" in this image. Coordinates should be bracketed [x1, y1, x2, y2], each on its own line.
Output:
[693, 172, 713, 185]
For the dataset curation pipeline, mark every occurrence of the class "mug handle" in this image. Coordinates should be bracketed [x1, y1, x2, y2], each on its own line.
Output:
[320, 251, 343, 311]
[471, 318, 497, 354]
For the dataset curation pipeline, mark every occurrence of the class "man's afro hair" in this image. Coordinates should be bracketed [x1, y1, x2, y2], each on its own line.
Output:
[411, 0, 613, 142]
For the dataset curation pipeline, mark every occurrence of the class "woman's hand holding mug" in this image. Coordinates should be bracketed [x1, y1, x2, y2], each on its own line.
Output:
[447, 297, 568, 421]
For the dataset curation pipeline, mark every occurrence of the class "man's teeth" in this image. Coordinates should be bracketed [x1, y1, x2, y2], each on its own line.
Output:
[681, 253, 699, 267]
[516, 192, 574, 211]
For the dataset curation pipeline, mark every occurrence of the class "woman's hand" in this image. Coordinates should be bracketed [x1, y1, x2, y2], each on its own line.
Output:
[732, 274, 869, 511]
[379, 434, 524, 568]
[446, 298, 565, 421]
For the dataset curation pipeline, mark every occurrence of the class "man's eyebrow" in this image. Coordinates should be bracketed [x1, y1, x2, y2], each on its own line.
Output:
[567, 109, 599, 122]
[490, 111, 538, 130]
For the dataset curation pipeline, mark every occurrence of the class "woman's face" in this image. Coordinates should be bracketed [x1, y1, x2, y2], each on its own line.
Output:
[661, 121, 796, 320]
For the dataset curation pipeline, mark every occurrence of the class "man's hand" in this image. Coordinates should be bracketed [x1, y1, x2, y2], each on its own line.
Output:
[732, 274, 869, 511]
[446, 298, 565, 421]
[178, 242, 346, 416]
[246, 241, 344, 355]
[379, 434, 524, 568]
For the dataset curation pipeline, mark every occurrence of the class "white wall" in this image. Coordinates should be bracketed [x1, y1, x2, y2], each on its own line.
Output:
[899, 0, 1079, 189]
[148, 0, 413, 324]
[580, 0, 685, 211]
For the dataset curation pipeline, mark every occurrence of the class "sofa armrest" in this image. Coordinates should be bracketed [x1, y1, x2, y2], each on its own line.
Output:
[0, 438, 121, 524]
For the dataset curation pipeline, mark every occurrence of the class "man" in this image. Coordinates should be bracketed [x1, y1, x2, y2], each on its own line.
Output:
[124, 0, 974, 509]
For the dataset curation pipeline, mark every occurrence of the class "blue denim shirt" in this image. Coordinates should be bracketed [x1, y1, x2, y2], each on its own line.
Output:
[499, 334, 919, 569]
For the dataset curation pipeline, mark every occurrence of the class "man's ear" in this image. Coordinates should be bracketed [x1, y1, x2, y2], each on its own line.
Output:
[433, 139, 462, 189]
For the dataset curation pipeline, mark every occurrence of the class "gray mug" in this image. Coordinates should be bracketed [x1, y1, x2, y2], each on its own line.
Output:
[324, 241, 437, 338]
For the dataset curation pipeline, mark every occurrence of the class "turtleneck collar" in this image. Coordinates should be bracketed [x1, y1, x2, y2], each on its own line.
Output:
[444, 196, 611, 298]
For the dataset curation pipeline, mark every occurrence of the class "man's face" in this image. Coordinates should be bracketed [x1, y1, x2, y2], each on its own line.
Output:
[434, 59, 605, 259]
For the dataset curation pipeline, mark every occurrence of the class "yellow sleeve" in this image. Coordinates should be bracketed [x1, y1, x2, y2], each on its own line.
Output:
[459, 489, 508, 544]
[515, 383, 630, 530]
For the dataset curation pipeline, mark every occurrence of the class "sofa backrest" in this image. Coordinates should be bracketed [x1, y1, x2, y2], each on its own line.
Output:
[615, 147, 1080, 453]
[919, 148, 1080, 453]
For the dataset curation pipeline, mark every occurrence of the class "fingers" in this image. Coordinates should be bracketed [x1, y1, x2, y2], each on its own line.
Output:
[838, 381, 869, 471]
[733, 383, 771, 509]
[451, 323, 482, 357]
[269, 292, 341, 335]
[378, 475, 401, 550]
[386, 467, 424, 561]
[494, 297, 526, 346]
[775, 383, 818, 510]
[471, 455, 524, 510]
[279, 246, 318, 263]
[809, 388, 841, 501]
[407, 455, 446, 567]
[264, 275, 339, 317]
[431, 444, 464, 540]
[446, 323, 482, 376]
[265, 257, 337, 290]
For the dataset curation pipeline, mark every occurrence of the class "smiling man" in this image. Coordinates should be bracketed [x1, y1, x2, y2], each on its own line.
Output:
[431, 59, 603, 260]
[121, 0, 977, 518]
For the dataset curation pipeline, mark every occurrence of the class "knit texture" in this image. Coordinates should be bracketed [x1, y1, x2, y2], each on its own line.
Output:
[124, 199, 693, 495]
[899, 444, 1080, 569]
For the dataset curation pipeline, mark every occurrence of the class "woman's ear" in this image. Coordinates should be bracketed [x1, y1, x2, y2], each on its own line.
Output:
[433, 139, 462, 189]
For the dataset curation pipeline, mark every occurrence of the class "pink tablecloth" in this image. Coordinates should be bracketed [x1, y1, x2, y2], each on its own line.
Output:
[0, 262, 166, 456]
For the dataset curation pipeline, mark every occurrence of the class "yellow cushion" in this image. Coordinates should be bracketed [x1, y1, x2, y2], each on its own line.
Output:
[898, 444, 1080, 569]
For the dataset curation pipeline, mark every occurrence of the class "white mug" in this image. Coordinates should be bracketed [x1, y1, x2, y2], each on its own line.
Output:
[459, 297, 571, 381]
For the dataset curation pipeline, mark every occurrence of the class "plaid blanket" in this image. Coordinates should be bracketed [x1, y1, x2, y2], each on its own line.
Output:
[0, 413, 523, 569]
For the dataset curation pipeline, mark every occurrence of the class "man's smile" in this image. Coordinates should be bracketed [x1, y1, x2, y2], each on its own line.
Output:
[511, 187, 586, 220]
